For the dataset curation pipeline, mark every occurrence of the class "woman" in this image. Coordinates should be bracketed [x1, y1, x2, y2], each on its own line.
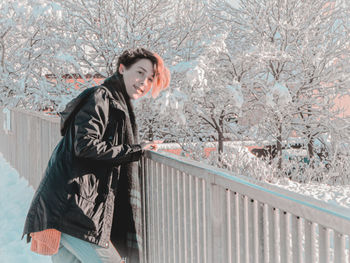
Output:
[22, 48, 170, 263]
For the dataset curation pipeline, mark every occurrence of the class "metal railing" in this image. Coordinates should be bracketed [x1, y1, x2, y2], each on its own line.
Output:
[1, 108, 350, 262]
[140, 151, 350, 263]
[0, 108, 60, 189]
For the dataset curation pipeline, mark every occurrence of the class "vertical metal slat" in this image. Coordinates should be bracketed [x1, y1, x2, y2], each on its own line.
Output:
[179, 171, 186, 263]
[168, 167, 175, 263]
[187, 174, 194, 263]
[257, 202, 265, 263]
[305, 220, 317, 262]
[140, 157, 147, 263]
[274, 208, 281, 263]
[235, 192, 241, 263]
[263, 204, 270, 263]
[292, 216, 303, 263]
[162, 164, 169, 263]
[195, 177, 204, 263]
[319, 226, 330, 263]
[226, 190, 233, 263]
[155, 162, 162, 263]
[280, 211, 291, 263]
[334, 231, 346, 263]
[244, 196, 249, 263]
[252, 200, 259, 263]
[149, 159, 156, 263]
[203, 178, 210, 263]
[211, 184, 226, 262]
[174, 169, 181, 263]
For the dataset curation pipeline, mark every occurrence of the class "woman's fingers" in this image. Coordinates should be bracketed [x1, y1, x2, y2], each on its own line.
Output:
[150, 144, 158, 151]
[141, 140, 163, 151]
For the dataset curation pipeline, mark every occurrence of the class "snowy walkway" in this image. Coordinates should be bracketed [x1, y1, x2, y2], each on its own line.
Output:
[0, 153, 50, 262]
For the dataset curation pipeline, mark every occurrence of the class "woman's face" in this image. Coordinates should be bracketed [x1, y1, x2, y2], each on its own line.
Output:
[119, 58, 154, 100]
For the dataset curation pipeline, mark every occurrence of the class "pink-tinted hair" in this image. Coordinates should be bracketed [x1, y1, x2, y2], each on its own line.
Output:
[151, 52, 171, 98]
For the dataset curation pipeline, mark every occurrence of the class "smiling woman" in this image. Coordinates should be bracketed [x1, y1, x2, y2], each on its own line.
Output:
[117, 48, 170, 99]
[22, 48, 170, 263]
[119, 58, 154, 100]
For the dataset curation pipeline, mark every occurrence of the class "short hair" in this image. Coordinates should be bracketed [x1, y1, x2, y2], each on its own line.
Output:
[117, 48, 170, 97]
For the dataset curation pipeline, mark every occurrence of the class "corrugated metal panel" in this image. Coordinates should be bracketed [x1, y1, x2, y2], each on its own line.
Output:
[141, 151, 350, 263]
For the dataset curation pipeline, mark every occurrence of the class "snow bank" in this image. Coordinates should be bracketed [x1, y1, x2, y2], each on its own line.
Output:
[0, 153, 50, 262]
[271, 177, 350, 209]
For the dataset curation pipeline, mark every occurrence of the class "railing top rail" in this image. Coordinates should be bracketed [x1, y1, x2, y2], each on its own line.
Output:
[3, 107, 60, 123]
[145, 150, 350, 235]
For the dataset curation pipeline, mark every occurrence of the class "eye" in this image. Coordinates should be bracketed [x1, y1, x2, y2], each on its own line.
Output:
[148, 78, 153, 82]
[138, 71, 143, 75]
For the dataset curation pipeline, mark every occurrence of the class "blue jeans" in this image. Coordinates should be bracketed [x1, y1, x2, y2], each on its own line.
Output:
[51, 233, 124, 263]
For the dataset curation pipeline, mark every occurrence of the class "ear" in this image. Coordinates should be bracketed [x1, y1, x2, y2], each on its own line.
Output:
[118, 64, 125, 75]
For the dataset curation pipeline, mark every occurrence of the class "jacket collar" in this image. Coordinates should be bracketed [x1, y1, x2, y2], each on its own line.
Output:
[102, 72, 130, 113]
[103, 72, 138, 138]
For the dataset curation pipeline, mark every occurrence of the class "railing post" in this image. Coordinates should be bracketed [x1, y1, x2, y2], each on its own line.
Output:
[210, 184, 226, 262]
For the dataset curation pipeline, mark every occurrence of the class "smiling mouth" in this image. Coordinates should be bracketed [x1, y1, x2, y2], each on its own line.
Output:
[134, 85, 144, 94]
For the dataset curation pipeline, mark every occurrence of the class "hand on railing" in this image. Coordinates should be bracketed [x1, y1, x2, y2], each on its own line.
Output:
[140, 140, 163, 151]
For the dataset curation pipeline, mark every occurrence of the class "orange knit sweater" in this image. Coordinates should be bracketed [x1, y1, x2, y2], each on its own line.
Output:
[30, 229, 61, 255]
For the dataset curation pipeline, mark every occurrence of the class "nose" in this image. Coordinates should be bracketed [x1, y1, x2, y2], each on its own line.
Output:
[140, 77, 149, 87]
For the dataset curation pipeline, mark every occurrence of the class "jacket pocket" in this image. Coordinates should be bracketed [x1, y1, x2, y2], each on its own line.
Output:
[65, 195, 98, 232]
[74, 173, 99, 202]
[65, 173, 100, 229]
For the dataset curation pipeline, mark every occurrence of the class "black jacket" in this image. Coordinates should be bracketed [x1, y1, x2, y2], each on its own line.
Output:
[22, 74, 142, 250]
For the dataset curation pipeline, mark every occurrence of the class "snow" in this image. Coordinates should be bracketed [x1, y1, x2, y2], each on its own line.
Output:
[266, 82, 292, 107]
[186, 65, 206, 86]
[55, 52, 79, 68]
[170, 61, 196, 73]
[271, 177, 350, 209]
[0, 153, 50, 262]
[225, 84, 244, 108]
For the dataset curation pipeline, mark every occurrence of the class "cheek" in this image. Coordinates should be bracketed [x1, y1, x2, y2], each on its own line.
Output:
[146, 82, 153, 92]
[145, 85, 152, 93]
[126, 77, 135, 88]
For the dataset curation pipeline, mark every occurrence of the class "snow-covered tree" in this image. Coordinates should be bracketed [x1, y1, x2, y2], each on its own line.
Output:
[1, 0, 213, 114]
[0, 0, 83, 110]
[211, 0, 350, 171]
[135, 0, 213, 144]
[53, 0, 173, 77]
[174, 35, 246, 160]
[0, 0, 33, 107]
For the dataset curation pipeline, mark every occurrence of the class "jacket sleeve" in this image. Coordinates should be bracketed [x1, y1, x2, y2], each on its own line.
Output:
[72, 88, 142, 165]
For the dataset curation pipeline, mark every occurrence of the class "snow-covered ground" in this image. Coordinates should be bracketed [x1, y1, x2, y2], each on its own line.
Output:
[0, 153, 50, 263]
[1, 151, 350, 262]
[270, 177, 350, 209]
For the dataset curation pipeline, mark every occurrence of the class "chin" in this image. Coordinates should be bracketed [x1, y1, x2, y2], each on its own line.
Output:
[132, 94, 141, 100]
